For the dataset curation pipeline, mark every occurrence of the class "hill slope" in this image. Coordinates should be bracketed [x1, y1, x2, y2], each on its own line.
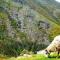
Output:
[0, 0, 60, 56]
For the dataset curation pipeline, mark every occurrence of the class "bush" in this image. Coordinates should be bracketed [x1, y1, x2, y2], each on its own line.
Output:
[48, 26, 60, 42]
[0, 36, 23, 57]
[20, 49, 33, 56]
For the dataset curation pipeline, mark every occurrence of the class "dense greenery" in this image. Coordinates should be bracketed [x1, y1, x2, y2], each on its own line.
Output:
[0, 0, 60, 58]
[49, 26, 60, 42]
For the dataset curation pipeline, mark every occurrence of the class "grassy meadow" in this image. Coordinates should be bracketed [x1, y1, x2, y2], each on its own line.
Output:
[0, 53, 60, 60]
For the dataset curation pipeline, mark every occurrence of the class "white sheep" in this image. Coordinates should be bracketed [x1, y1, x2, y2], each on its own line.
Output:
[37, 35, 60, 57]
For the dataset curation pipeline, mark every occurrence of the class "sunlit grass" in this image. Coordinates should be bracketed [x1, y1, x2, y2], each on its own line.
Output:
[1, 53, 60, 60]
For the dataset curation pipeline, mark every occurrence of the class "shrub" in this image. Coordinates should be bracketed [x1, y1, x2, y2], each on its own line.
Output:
[48, 26, 60, 42]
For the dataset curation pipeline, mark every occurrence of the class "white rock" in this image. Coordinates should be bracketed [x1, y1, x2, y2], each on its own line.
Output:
[23, 54, 32, 57]
[37, 50, 48, 57]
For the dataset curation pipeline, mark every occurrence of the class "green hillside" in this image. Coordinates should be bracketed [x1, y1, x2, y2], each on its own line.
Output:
[0, 0, 60, 57]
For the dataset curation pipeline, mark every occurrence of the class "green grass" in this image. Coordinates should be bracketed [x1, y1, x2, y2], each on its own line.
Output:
[16, 55, 60, 60]
[2, 54, 59, 60]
